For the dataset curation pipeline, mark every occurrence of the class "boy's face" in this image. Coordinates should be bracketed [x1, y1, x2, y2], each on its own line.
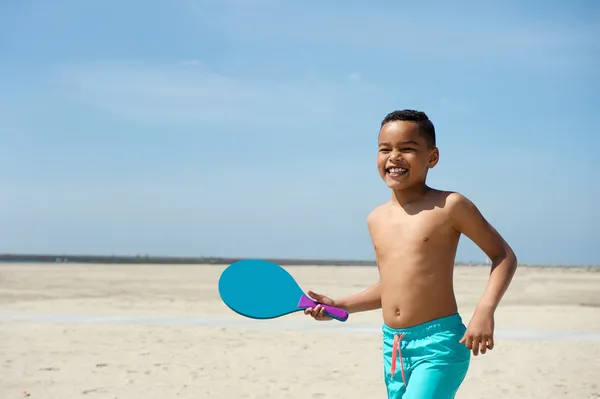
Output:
[377, 121, 439, 191]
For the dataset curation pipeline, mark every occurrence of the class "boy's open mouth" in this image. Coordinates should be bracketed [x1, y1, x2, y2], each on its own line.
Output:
[386, 167, 408, 177]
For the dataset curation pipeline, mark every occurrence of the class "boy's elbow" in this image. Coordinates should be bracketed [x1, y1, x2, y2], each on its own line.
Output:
[491, 244, 517, 271]
[505, 245, 518, 272]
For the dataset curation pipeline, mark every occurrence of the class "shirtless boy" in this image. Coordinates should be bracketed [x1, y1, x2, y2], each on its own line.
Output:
[304, 110, 518, 398]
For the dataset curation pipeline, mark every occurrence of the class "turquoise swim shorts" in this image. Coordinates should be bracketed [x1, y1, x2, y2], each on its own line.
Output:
[382, 313, 471, 399]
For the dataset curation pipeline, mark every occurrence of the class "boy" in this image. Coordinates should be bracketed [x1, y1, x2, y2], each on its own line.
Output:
[304, 110, 518, 398]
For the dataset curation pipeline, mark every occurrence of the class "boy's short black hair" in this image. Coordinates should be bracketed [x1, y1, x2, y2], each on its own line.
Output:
[380, 109, 436, 148]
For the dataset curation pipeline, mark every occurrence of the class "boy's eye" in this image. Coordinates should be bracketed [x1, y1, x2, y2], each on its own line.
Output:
[401, 148, 415, 152]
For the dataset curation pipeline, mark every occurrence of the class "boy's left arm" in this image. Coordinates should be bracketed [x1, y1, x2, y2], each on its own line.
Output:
[448, 193, 518, 356]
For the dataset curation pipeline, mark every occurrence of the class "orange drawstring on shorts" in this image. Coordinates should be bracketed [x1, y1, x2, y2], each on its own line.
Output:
[391, 333, 406, 386]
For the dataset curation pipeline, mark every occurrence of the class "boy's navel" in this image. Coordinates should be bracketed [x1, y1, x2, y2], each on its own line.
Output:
[423, 237, 429, 242]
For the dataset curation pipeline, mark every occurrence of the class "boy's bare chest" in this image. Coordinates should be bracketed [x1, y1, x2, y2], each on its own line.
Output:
[371, 210, 452, 252]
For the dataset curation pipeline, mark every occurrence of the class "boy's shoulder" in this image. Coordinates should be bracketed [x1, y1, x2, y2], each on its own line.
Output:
[420, 189, 483, 225]
[365, 190, 481, 225]
[437, 190, 485, 230]
[441, 190, 479, 213]
[427, 188, 476, 210]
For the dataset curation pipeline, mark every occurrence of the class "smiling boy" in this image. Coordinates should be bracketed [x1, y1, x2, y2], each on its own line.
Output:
[304, 110, 518, 398]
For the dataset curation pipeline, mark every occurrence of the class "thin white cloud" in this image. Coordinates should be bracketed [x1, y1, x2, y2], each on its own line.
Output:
[182, 59, 203, 67]
[55, 61, 342, 127]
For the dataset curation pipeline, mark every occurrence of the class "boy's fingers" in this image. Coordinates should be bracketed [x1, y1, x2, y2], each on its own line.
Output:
[487, 337, 494, 350]
[479, 340, 487, 354]
[459, 334, 466, 344]
[318, 308, 326, 319]
[464, 336, 473, 349]
[311, 305, 322, 317]
[307, 290, 322, 301]
[472, 337, 480, 355]
[304, 304, 332, 321]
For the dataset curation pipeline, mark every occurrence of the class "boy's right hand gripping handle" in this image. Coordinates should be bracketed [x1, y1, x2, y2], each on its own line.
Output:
[298, 294, 349, 322]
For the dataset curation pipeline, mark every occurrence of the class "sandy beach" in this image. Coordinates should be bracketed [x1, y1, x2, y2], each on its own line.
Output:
[1, 263, 599, 399]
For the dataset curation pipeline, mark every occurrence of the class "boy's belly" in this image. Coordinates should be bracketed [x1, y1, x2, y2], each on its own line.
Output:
[379, 269, 458, 329]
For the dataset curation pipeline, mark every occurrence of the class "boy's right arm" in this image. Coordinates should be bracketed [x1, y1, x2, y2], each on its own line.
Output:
[335, 282, 382, 313]
[304, 282, 382, 320]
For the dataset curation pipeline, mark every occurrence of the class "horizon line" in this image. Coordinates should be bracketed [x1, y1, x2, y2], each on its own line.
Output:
[0, 253, 598, 268]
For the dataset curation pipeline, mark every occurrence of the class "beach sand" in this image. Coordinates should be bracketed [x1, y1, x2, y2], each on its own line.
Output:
[1, 263, 599, 398]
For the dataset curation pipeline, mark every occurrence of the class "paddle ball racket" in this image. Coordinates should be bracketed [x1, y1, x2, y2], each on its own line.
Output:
[218, 259, 349, 322]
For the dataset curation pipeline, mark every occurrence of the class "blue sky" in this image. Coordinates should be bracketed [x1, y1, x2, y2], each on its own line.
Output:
[1, 0, 598, 265]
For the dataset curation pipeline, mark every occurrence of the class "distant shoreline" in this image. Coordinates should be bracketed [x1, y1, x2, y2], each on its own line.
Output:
[4, 253, 376, 266]
[0, 253, 598, 269]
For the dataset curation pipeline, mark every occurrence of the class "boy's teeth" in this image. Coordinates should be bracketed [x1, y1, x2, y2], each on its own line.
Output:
[389, 168, 407, 173]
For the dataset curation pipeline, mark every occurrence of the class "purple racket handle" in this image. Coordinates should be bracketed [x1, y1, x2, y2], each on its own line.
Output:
[298, 294, 349, 322]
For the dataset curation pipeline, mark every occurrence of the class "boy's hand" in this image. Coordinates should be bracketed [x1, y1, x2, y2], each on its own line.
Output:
[460, 309, 495, 356]
[303, 290, 336, 321]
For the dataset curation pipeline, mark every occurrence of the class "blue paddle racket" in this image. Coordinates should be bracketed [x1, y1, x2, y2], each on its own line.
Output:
[218, 259, 349, 322]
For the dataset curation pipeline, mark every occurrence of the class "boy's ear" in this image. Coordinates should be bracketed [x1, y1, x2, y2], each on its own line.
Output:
[428, 147, 440, 168]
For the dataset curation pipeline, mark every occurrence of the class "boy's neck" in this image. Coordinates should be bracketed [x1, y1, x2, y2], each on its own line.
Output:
[391, 184, 431, 206]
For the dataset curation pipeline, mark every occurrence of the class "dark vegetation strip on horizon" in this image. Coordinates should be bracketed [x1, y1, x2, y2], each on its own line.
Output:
[0, 253, 376, 266]
[1, 253, 598, 269]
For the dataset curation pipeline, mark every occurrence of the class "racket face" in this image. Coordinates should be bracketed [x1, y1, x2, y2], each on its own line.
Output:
[218, 259, 305, 319]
